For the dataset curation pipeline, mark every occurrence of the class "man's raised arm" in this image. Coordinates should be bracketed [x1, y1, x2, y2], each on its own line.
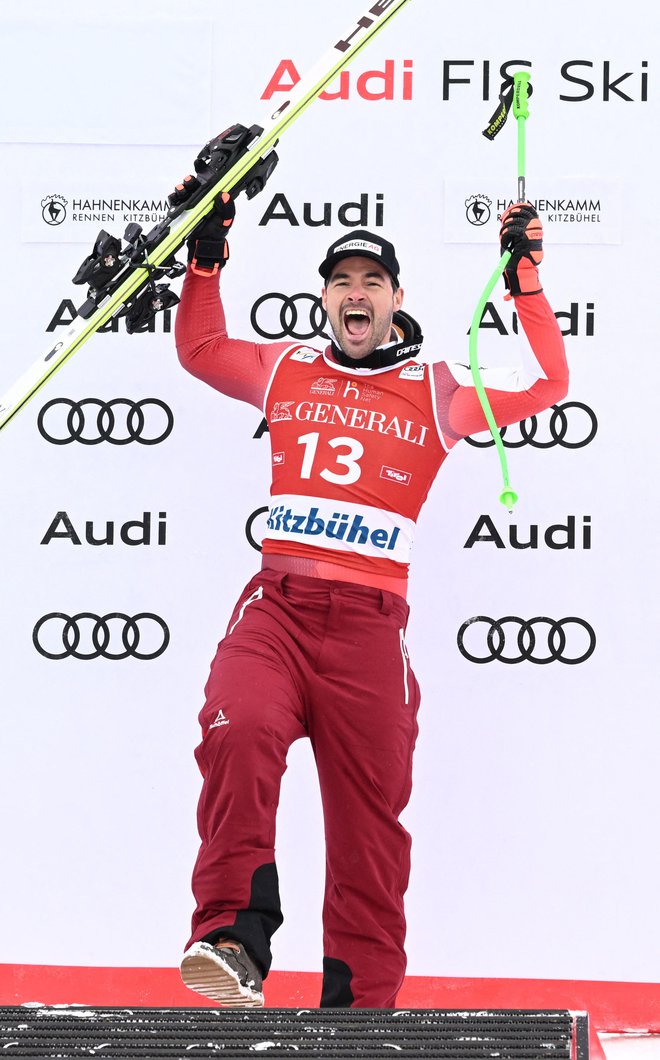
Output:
[432, 204, 569, 445]
[175, 193, 294, 411]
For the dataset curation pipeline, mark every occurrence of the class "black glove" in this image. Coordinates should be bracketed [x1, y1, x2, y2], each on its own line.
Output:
[168, 172, 236, 277]
[186, 192, 236, 276]
[499, 202, 543, 297]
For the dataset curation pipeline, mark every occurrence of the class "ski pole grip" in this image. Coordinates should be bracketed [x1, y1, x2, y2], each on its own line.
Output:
[513, 71, 531, 120]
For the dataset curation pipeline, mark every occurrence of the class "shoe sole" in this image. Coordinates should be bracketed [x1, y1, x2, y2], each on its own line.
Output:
[180, 943, 265, 1007]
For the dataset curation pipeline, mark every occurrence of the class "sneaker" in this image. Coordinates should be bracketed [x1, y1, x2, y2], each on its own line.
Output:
[180, 939, 265, 1007]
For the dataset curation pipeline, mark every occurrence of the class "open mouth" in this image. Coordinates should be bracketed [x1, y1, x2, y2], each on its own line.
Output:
[343, 308, 372, 340]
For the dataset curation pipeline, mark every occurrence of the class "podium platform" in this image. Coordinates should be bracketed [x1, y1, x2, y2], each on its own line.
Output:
[0, 1005, 589, 1058]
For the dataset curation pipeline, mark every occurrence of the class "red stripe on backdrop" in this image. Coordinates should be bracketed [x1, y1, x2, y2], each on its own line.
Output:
[1, 964, 659, 1036]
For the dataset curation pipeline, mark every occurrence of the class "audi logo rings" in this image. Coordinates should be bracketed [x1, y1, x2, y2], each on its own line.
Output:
[37, 398, 174, 445]
[33, 612, 170, 660]
[251, 292, 329, 341]
[466, 402, 597, 449]
[457, 616, 596, 665]
[245, 506, 269, 552]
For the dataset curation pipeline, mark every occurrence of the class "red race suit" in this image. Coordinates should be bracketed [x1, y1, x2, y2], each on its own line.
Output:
[176, 267, 568, 1007]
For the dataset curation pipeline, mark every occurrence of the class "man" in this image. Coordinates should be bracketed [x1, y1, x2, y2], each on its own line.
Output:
[175, 193, 568, 1008]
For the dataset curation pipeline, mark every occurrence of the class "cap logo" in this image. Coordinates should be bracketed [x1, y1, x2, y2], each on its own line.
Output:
[335, 238, 382, 256]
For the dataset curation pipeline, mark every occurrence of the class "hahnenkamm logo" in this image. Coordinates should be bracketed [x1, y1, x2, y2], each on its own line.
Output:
[465, 194, 492, 226]
[42, 195, 68, 226]
[39, 192, 171, 231]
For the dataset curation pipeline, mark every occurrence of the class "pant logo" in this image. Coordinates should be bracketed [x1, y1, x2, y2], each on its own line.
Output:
[228, 586, 264, 635]
[209, 708, 229, 729]
[399, 629, 410, 705]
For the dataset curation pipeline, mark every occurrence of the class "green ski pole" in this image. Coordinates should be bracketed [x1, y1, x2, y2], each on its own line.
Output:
[468, 70, 531, 512]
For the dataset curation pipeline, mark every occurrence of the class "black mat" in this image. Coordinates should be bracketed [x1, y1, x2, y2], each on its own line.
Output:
[0, 1006, 586, 1058]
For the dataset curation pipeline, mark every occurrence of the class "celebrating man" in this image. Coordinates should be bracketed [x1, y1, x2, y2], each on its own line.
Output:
[175, 194, 567, 1008]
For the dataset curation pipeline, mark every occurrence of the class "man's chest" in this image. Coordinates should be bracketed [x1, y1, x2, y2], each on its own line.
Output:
[265, 356, 446, 509]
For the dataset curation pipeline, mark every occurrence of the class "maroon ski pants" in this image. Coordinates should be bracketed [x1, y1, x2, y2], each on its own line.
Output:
[187, 568, 421, 1007]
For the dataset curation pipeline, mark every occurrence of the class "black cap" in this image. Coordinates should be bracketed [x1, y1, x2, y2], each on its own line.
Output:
[318, 229, 400, 287]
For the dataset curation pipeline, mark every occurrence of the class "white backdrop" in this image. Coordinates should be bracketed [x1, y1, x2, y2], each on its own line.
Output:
[1, 0, 658, 992]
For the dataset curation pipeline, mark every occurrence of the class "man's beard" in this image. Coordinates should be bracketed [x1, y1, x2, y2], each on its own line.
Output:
[327, 308, 393, 361]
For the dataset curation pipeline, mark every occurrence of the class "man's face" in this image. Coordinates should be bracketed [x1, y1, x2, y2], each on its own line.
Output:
[322, 256, 404, 360]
